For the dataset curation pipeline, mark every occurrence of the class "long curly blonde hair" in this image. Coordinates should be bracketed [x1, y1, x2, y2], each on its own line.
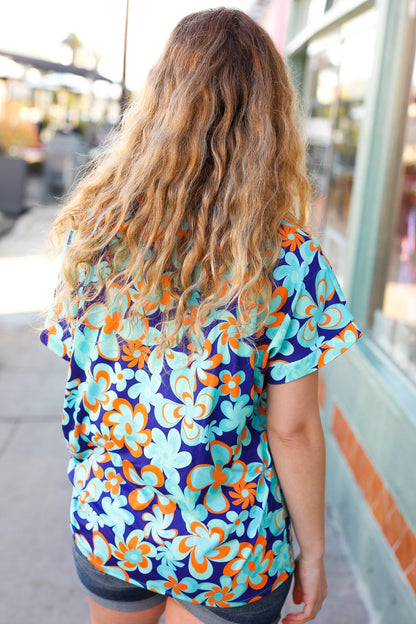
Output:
[52, 8, 310, 350]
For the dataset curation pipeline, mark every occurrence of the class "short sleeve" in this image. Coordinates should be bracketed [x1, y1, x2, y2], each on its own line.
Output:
[265, 237, 362, 384]
[40, 234, 79, 361]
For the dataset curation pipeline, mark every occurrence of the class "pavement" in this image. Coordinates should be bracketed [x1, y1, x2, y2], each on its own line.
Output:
[0, 202, 373, 624]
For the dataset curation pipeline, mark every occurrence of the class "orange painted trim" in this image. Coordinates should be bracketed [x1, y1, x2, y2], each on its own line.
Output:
[331, 405, 416, 595]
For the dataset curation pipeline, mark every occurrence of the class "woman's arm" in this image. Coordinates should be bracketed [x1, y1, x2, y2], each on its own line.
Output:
[266, 371, 327, 624]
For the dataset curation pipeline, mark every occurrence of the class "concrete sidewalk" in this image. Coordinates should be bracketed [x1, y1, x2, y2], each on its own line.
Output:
[0, 207, 373, 623]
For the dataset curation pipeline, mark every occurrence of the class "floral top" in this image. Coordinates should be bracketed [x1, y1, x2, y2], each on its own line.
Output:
[40, 222, 361, 607]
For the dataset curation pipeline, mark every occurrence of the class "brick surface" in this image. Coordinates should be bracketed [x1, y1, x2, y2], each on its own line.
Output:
[332, 404, 416, 597]
[383, 507, 408, 550]
[394, 528, 416, 572]
[366, 471, 383, 508]
[356, 451, 373, 491]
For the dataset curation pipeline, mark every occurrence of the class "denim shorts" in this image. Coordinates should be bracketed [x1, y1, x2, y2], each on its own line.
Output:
[72, 542, 293, 624]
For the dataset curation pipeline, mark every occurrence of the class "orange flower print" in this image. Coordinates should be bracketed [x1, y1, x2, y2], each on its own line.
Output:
[280, 223, 305, 251]
[163, 576, 189, 595]
[220, 372, 244, 398]
[188, 339, 222, 387]
[187, 441, 246, 513]
[178, 522, 234, 577]
[218, 316, 240, 349]
[81, 364, 114, 416]
[103, 468, 125, 496]
[159, 275, 172, 306]
[229, 481, 257, 509]
[89, 425, 116, 455]
[265, 286, 288, 329]
[318, 322, 361, 368]
[203, 583, 235, 607]
[113, 533, 154, 573]
[271, 571, 290, 592]
[103, 311, 122, 335]
[254, 458, 273, 487]
[103, 398, 151, 457]
[73, 422, 88, 439]
[223, 535, 273, 590]
[121, 340, 151, 368]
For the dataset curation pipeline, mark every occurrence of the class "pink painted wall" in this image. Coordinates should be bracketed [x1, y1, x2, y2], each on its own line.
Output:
[269, 0, 292, 54]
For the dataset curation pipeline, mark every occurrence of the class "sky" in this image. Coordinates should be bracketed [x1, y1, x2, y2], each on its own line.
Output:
[0, 0, 255, 91]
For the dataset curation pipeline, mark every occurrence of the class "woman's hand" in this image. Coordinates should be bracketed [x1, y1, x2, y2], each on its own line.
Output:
[281, 555, 327, 624]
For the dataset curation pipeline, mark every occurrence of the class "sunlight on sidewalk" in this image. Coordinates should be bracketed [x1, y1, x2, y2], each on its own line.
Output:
[0, 254, 59, 315]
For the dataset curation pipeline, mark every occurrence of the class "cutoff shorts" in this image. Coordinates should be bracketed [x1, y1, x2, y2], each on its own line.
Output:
[72, 542, 293, 624]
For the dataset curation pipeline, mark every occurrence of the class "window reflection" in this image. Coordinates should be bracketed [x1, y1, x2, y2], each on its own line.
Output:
[304, 10, 377, 281]
[372, 62, 416, 383]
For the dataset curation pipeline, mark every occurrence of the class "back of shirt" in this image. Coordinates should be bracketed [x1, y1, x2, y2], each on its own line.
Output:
[40, 222, 361, 606]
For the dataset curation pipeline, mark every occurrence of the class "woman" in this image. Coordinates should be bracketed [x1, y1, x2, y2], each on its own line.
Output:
[41, 8, 361, 624]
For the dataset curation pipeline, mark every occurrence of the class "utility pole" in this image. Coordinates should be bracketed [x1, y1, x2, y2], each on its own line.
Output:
[120, 0, 130, 114]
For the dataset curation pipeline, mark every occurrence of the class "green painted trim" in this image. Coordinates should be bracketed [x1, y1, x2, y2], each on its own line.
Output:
[321, 341, 416, 532]
[344, 0, 416, 326]
[285, 0, 374, 56]
[357, 339, 416, 423]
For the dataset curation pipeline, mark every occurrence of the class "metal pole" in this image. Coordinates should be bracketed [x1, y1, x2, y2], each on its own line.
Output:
[120, 0, 130, 113]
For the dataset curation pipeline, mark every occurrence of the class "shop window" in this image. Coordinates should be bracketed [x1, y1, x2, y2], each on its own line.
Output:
[304, 10, 377, 282]
[371, 61, 416, 384]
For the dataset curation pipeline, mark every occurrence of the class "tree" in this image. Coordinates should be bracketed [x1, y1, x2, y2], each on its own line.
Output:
[62, 33, 83, 66]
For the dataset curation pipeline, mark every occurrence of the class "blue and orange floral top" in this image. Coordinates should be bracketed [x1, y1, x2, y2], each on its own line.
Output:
[40, 222, 361, 607]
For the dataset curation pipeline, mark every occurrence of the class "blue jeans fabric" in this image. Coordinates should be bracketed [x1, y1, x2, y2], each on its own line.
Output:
[72, 542, 292, 624]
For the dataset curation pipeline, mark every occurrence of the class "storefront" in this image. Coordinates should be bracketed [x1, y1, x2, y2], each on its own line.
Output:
[271, 0, 416, 622]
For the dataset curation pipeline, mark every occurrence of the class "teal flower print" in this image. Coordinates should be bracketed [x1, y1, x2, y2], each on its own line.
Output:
[279, 350, 321, 383]
[247, 504, 266, 539]
[197, 574, 246, 606]
[84, 507, 105, 532]
[113, 362, 134, 392]
[142, 506, 177, 545]
[74, 531, 129, 581]
[188, 338, 223, 387]
[79, 363, 116, 420]
[174, 520, 239, 579]
[122, 460, 173, 513]
[299, 236, 320, 264]
[207, 311, 253, 365]
[265, 507, 286, 537]
[282, 318, 300, 354]
[270, 540, 293, 575]
[155, 542, 185, 571]
[200, 419, 223, 451]
[294, 269, 352, 349]
[220, 395, 251, 434]
[225, 510, 249, 537]
[73, 327, 99, 369]
[77, 477, 104, 505]
[318, 323, 361, 367]
[223, 535, 273, 590]
[159, 374, 216, 445]
[101, 495, 135, 534]
[187, 441, 246, 514]
[274, 252, 309, 296]
[144, 429, 192, 480]
[128, 370, 163, 411]
[112, 529, 156, 574]
[147, 570, 199, 598]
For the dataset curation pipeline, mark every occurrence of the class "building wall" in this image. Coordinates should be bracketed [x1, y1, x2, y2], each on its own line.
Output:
[277, 0, 416, 621]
